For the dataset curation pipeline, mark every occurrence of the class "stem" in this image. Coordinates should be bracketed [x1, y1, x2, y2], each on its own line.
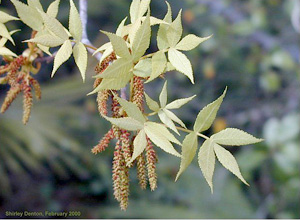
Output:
[70, 40, 98, 51]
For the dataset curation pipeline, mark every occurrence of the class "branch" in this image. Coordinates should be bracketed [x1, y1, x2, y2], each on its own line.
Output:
[79, 0, 101, 61]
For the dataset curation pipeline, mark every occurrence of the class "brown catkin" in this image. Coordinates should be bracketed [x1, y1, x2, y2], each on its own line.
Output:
[22, 85, 33, 124]
[132, 76, 144, 111]
[112, 141, 122, 202]
[0, 84, 22, 113]
[121, 130, 132, 167]
[29, 77, 41, 100]
[97, 90, 110, 116]
[146, 139, 158, 191]
[91, 128, 114, 154]
[119, 154, 129, 210]
[136, 154, 147, 190]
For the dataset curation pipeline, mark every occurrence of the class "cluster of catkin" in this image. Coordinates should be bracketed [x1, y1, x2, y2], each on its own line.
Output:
[0, 55, 41, 124]
[92, 54, 158, 210]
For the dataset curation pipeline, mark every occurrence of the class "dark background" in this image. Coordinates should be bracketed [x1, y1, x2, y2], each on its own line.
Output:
[0, 0, 299, 218]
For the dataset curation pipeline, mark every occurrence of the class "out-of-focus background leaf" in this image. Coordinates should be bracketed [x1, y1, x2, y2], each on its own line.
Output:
[0, 0, 299, 218]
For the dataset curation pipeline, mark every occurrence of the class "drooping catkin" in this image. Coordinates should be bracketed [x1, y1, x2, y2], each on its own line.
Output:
[22, 85, 33, 124]
[29, 77, 41, 100]
[112, 141, 122, 202]
[119, 154, 130, 210]
[146, 138, 158, 191]
[0, 84, 21, 113]
[97, 90, 110, 116]
[92, 128, 114, 154]
[132, 76, 144, 111]
[121, 130, 132, 167]
[136, 154, 147, 190]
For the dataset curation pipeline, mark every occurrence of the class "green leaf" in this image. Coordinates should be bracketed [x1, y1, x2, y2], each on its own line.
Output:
[89, 72, 133, 94]
[52, 40, 72, 77]
[73, 42, 87, 82]
[138, 0, 151, 18]
[0, 47, 17, 57]
[147, 51, 167, 83]
[144, 93, 160, 112]
[168, 48, 194, 84]
[144, 122, 181, 157]
[158, 110, 179, 135]
[25, 34, 65, 47]
[145, 122, 181, 145]
[129, 129, 147, 165]
[163, 108, 186, 128]
[212, 128, 263, 146]
[69, 0, 82, 41]
[165, 62, 176, 72]
[132, 11, 151, 61]
[167, 10, 182, 47]
[115, 96, 145, 123]
[159, 81, 168, 108]
[28, 0, 43, 11]
[198, 139, 215, 193]
[176, 132, 198, 181]
[10, 0, 43, 31]
[193, 88, 227, 133]
[0, 23, 14, 44]
[103, 116, 144, 131]
[47, 0, 60, 18]
[176, 34, 212, 51]
[214, 144, 249, 185]
[157, 1, 172, 50]
[130, 0, 140, 23]
[98, 45, 113, 63]
[166, 95, 196, 110]
[101, 31, 131, 58]
[133, 58, 152, 77]
[38, 10, 69, 40]
[0, 11, 19, 23]
[116, 17, 128, 37]
[95, 58, 133, 79]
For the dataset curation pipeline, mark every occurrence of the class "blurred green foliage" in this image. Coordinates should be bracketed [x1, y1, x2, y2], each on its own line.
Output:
[0, 0, 299, 218]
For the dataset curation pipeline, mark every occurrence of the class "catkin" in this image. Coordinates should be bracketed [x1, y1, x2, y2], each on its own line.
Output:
[136, 154, 147, 190]
[0, 84, 21, 113]
[146, 139, 158, 191]
[22, 85, 33, 124]
[92, 128, 114, 154]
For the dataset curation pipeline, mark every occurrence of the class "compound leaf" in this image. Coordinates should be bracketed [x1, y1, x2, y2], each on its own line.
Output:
[52, 40, 72, 77]
[144, 93, 160, 112]
[129, 129, 147, 165]
[133, 58, 152, 77]
[193, 88, 227, 133]
[102, 31, 131, 58]
[25, 34, 65, 47]
[103, 116, 144, 131]
[69, 0, 82, 41]
[158, 110, 179, 135]
[147, 51, 167, 83]
[198, 139, 215, 193]
[0, 23, 14, 44]
[145, 122, 181, 146]
[212, 128, 263, 146]
[130, 0, 140, 23]
[73, 42, 87, 82]
[144, 122, 181, 157]
[168, 48, 194, 84]
[96, 58, 133, 79]
[176, 132, 198, 181]
[166, 95, 196, 110]
[167, 10, 182, 47]
[116, 96, 145, 123]
[0, 47, 17, 57]
[47, 0, 60, 18]
[0, 11, 19, 23]
[159, 81, 168, 108]
[157, 1, 172, 50]
[176, 34, 212, 51]
[214, 144, 249, 185]
[132, 10, 151, 61]
[163, 108, 186, 128]
[11, 0, 43, 31]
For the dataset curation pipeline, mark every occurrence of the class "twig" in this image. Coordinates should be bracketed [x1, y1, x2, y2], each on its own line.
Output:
[79, 0, 101, 61]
